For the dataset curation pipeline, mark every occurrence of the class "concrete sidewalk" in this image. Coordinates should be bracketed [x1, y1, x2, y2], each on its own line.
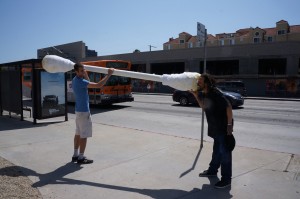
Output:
[0, 115, 299, 199]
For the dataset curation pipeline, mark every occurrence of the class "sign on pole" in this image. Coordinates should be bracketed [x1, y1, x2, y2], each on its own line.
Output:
[197, 22, 206, 41]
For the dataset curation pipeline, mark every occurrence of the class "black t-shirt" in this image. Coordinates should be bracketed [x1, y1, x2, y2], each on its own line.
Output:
[203, 89, 230, 137]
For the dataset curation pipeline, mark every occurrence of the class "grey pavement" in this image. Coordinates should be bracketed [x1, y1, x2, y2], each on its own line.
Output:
[0, 114, 299, 199]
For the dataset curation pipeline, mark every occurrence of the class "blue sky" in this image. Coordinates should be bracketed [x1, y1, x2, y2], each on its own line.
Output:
[0, 0, 299, 63]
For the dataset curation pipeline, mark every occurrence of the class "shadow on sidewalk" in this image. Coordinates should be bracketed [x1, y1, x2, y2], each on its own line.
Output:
[0, 115, 65, 131]
[0, 162, 232, 199]
[180, 147, 202, 178]
[67, 104, 131, 115]
[0, 103, 131, 132]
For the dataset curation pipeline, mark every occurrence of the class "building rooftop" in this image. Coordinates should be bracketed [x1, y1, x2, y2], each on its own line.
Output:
[164, 20, 300, 45]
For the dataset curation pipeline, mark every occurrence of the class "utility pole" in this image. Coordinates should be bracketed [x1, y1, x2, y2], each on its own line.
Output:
[149, 45, 156, 51]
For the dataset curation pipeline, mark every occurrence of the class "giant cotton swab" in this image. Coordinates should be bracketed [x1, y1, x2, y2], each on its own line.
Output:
[42, 55, 201, 91]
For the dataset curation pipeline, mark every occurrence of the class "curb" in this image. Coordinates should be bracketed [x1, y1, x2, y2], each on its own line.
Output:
[244, 97, 300, 101]
[133, 92, 300, 101]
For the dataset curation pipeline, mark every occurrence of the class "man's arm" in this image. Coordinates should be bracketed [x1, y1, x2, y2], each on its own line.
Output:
[83, 69, 90, 81]
[88, 68, 114, 88]
[227, 105, 233, 124]
[189, 91, 204, 108]
[226, 102, 233, 135]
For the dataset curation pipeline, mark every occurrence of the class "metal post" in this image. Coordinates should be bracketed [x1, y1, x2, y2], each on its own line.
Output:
[0, 66, 2, 116]
[203, 29, 207, 73]
[20, 65, 24, 121]
[200, 29, 207, 149]
[32, 63, 37, 124]
[64, 73, 68, 121]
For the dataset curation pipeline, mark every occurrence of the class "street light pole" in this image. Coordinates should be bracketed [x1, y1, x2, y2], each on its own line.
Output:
[203, 29, 207, 73]
[51, 46, 63, 54]
[149, 45, 156, 51]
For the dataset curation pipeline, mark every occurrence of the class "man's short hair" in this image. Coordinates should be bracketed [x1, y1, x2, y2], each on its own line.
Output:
[74, 63, 84, 71]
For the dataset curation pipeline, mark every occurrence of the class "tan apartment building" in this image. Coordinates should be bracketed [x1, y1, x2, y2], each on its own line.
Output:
[163, 20, 300, 50]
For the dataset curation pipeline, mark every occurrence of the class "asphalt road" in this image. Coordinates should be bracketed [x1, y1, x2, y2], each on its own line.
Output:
[68, 94, 300, 155]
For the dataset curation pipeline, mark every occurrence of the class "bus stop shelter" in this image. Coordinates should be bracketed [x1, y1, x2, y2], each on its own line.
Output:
[0, 59, 68, 124]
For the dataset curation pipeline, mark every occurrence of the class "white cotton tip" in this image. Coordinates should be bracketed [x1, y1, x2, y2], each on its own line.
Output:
[161, 72, 201, 91]
[42, 55, 75, 73]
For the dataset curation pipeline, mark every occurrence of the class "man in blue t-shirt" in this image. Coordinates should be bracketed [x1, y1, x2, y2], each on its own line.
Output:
[72, 63, 114, 164]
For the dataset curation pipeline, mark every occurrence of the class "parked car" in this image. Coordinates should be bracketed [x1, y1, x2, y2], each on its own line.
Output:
[216, 81, 247, 96]
[172, 89, 244, 107]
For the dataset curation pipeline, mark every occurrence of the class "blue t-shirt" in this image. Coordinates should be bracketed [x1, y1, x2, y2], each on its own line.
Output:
[72, 76, 90, 112]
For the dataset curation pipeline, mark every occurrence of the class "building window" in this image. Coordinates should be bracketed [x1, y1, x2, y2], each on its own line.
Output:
[201, 60, 239, 75]
[267, 36, 273, 42]
[240, 37, 244, 42]
[180, 40, 184, 44]
[131, 64, 146, 72]
[298, 58, 300, 74]
[229, 39, 235, 45]
[188, 42, 193, 48]
[219, 40, 224, 46]
[167, 44, 171, 50]
[258, 58, 286, 75]
[255, 32, 260, 36]
[23, 72, 31, 81]
[278, 30, 286, 35]
[254, 38, 260, 43]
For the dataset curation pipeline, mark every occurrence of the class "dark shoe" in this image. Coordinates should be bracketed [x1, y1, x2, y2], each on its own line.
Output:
[71, 156, 78, 162]
[77, 157, 93, 164]
[214, 180, 231, 189]
[199, 170, 217, 177]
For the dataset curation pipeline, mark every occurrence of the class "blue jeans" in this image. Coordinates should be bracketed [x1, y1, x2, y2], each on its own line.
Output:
[208, 134, 232, 182]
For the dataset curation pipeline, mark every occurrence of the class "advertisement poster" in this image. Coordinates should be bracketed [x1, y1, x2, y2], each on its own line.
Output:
[265, 78, 300, 97]
[40, 72, 65, 118]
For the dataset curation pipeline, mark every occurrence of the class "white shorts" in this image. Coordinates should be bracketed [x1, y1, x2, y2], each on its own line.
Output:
[75, 112, 92, 138]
